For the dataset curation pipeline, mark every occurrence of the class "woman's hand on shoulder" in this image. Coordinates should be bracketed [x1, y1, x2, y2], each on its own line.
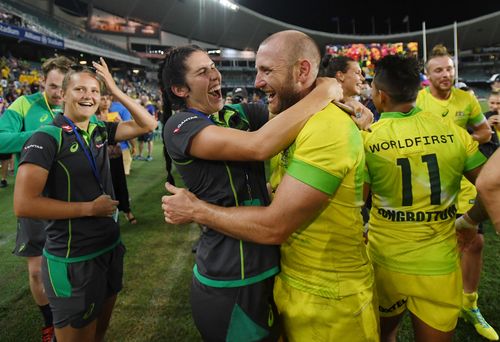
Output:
[343, 99, 374, 131]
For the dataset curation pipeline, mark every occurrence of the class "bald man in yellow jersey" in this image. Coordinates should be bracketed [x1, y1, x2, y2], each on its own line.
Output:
[416, 45, 498, 341]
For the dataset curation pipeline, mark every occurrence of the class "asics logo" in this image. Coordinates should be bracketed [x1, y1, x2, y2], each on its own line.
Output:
[70, 142, 78, 152]
[268, 305, 274, 327]
[40, 114, 49, 122]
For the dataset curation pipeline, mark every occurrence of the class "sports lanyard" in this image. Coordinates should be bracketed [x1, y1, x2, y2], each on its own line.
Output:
[187, 108, 213, 124]
[62, 116, 104, 193]
[42, 92, 57, 119]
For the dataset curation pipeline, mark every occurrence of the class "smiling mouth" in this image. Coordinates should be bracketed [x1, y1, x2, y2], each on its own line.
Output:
[208, 85, 222, 99]
[78, 101, 94, 107]
[264, 90, 276, 102]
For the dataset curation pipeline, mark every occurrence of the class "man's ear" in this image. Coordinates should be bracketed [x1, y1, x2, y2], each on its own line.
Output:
[379, 89, 389, 105]
[171, 85, 189, 98]
[297, 59, 311, 81]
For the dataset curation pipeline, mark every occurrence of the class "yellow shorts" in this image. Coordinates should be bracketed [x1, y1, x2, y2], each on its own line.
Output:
[273, 276, 379, 342]
[373, 262, 462, 332]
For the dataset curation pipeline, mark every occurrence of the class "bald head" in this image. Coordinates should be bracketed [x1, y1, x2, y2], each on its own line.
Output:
[260, 30, 321, 78]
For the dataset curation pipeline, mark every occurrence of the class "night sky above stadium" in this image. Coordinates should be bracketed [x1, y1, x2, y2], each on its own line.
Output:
[237, 0, 500, 35]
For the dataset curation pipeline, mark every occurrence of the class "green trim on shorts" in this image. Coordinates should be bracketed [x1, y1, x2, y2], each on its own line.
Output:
[43, 238, 121, 263]
[226, 304, 270, 341]
[172, 159, 193, 165]
[193, 264, 279, 288]
[47, 258, 72, 298]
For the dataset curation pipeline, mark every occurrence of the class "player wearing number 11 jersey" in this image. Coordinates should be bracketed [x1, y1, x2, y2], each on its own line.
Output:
[363, 55, 486, 341]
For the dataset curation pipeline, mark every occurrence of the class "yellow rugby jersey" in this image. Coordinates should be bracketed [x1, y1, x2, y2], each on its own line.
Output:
[271, 103, 372, 299]
[416, 87, 485, 129]
[417, 86, 485, 213]
[364, 107, 486, 275]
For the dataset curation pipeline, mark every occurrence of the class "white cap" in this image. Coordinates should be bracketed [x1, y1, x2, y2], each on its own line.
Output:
[488, 73, 500, 83]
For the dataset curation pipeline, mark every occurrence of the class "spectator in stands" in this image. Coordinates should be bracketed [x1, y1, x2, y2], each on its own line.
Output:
[488, 74, 500, 92]
[365, 54, 486, 342]
[456, 81, 476, 97]
[13, 58, 157, 342]
[485, 91, 500, 132]
[417, 44, 498, 341]
[161, 31, 377, 341]
[231, 87, 248, 104]
[0, 95, 5, 114]
[478, 91, 500, 157]
[135, 94, 156, 161]
[0, 55, 73, 342]
[251, 89, 266, 104]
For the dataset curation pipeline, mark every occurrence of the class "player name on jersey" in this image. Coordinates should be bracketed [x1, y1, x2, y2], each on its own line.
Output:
[377, 204, 457, 222]
[368, 134, 455, 153]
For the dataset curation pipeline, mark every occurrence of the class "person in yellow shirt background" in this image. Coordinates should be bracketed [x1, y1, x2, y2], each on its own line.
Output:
[416, 44, 498, 341]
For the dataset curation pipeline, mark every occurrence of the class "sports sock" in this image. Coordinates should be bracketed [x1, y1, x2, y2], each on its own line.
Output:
[463, 291, 478, 309]
[39, 304, 53, 327]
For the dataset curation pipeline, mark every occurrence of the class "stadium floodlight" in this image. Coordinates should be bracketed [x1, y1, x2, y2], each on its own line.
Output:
[212, 0, 239, 11]
[79, 60, 87, 65]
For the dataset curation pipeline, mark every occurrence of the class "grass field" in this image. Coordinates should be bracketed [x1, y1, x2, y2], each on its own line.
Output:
[0, 146, 499, 341]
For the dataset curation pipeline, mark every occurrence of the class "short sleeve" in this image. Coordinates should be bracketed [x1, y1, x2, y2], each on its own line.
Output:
[163, 111, 212, 160]
[453, 124, 487, 171]
[19, 131, 57, 171]
[287, 109, 363, 195]
[467, 94, 486, 127]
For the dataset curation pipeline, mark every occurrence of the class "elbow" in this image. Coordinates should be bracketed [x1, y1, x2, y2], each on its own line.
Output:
[253, 149, 272, 161]
[144, 120, 158, 134]
[265, 223, 292, 244]
[476, 178, 500, 206]
[251, 143, 278, 161]
[476, 176, 496, 196]
[13, 200, 28, 217]
[149, 120, 159, 131]
[245, 133, 277, 161]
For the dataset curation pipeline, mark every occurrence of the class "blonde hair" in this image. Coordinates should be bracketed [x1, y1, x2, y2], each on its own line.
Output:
[425, 44, 453, 71]
[62, 68, 104, 93]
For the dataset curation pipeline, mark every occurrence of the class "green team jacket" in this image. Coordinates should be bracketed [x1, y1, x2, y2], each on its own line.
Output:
[0, 92, 61, 169]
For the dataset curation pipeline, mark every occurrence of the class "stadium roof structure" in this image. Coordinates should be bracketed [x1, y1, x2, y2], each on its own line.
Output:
[88, 0, 500, 52]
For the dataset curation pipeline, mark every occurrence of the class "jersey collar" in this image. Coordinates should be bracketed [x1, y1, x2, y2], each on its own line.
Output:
[379, 106, 421, 120]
